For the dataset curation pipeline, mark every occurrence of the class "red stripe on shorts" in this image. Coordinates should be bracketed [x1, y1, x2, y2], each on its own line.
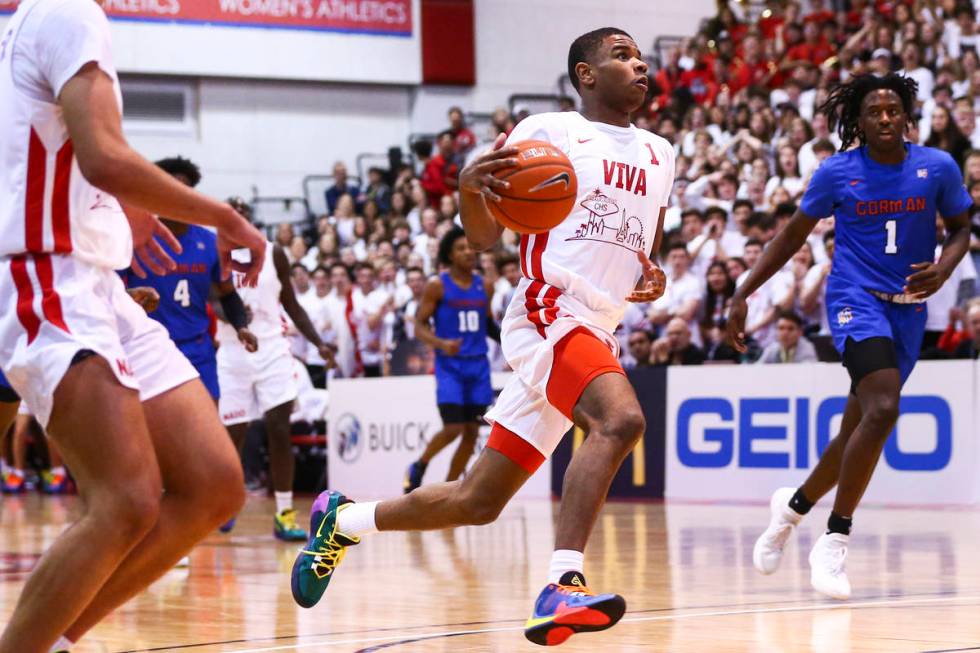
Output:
[33, 254, 70, 334]
[486, 423, 545, 474]
[25, 129, 46, 252]
[52, 140, 74, 253]
[523, 280, 546, 338]
[10, 256, 41, 344]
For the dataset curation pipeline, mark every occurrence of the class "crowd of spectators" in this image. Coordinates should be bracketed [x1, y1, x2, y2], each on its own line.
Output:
[279, 0, 980, 385]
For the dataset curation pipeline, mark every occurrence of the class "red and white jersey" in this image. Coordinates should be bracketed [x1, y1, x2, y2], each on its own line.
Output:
[0, 0, 130, 269]
[504, 112, 675, 334]
[220, 242, 284, 343]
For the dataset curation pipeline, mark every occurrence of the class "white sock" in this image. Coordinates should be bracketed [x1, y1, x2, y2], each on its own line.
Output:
[548, 549, 585, 584]
[275, 491, 293, 514]
[336, 501, 379, 538]
[50, 635, 73, 652]
[50, 466, 65, 476]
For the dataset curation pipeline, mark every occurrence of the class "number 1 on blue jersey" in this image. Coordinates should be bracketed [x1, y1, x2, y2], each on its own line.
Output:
[885, 219, 898, 255]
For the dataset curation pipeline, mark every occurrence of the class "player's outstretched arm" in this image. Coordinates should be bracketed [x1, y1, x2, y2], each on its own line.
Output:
[414, 278, 460, 355]
[273, 246, 334, 366]
[458, 134, 519, 250]
[59, 64, 265, 284]
[727, 210, 817, 351]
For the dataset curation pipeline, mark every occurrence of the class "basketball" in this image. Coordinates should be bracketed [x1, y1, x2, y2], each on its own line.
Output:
[488, 139, 577, 234]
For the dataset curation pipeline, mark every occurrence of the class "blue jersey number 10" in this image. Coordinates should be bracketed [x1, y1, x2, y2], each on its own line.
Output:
[457, 310, 480, 333]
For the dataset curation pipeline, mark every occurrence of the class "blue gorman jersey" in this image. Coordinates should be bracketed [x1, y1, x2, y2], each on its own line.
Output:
[800, 144, 972, 296]
[434, 272, 489, 358]
[124, 224, 222, 344]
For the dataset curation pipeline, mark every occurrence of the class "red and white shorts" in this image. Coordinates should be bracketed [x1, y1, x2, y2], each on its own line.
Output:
[0, 254, 198, 427]
[484, 280, 625, 472]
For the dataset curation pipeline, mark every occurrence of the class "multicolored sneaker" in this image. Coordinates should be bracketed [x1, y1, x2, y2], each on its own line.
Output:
[274, 508, 307, 541]
[403, 460, 427, 494]
[219, 516, 237, 533]
[41, 470, 68, 495]
[2, 471, 25, 494]
[291, 491, 359, 608]
[524, 572, 627, 647]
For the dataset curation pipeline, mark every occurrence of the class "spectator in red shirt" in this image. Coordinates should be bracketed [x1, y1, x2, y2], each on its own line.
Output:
[802, 0, 835, 26]
[785, 21, 834, 67]
[447, 107, 476, 155]
[729, 35, 774, 92]
[420, 131, 459, 206]
[758, 0, 785, 41]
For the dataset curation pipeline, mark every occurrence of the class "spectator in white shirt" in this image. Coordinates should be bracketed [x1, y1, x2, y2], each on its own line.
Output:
[293, 265, 334, 388]
[351, 262, 394, 377]
[800, 230, 835, 336]
[764, 145, 805, 206]
[325, 263, 358, 378]
[953, 98, 980, 149]
[756, 311, 818, 364]
[649, 243, 704, 345]
[898, 42, 935, 104]
[925, 218, 978, 349]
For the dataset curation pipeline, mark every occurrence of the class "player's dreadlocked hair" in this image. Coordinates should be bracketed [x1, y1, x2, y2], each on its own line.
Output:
[819, 73, 918, 151]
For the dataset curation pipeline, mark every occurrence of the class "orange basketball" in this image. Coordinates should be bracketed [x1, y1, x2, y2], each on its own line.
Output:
[488, 139, 577, 234]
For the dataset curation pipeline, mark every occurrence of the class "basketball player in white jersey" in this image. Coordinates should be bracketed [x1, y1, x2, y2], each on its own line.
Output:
[218, 200, 336, 540]
[0, 1, 266, 651]
[291, 28, 673, 647]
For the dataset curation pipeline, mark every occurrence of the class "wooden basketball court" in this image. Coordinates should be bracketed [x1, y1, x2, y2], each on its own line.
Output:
[2, 494, 978, 652]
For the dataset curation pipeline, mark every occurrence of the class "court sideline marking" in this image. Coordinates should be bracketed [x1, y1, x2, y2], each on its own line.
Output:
[177, 594, 980, 653]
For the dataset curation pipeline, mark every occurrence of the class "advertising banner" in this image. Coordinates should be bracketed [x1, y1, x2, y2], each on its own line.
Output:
[327, 373, 552, 501]
[0, 0, 420, 84]
[550, 366, 668, 500]
[0, 0, 413, 36]
[666, 361, 977, 505]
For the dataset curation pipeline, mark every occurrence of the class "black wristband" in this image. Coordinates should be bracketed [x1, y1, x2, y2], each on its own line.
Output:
[486, 319, 501, 343]
[220, 292, 249, 331]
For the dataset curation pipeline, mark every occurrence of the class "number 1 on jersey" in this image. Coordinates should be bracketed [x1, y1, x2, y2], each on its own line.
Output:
[885, 219, 898, 255]
[174, 279, 191, 307]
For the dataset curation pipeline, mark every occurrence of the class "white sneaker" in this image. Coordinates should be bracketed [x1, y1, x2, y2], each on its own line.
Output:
[809, 532, 851, 600]
[753, 487, 803, 575]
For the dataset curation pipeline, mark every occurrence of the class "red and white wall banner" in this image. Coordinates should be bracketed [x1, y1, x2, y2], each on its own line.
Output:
[0, 0, 413, 36]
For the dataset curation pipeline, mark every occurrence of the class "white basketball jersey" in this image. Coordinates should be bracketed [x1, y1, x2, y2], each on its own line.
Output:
[0, 0, 131, 269]
[228, 242, 284, 342]
[504, 112, 675, 333]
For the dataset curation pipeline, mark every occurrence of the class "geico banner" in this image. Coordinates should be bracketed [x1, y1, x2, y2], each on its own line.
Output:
[327, 373, 552, 500]
[666, 361, 977, 505]
[0, 1, 421, 84]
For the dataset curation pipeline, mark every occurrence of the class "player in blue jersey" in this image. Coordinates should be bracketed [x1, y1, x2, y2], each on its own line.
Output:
[124, 157, 257, 404]
[403, 226, 498, 493]
[728, 74, 972, 600]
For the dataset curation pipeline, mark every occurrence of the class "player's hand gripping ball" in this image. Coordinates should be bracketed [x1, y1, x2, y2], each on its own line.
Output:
[487, 140, 578, 234]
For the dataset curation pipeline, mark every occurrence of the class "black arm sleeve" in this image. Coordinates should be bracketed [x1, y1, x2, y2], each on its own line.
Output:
[486, 319, 501, 343]
[220, 292, 249, 331]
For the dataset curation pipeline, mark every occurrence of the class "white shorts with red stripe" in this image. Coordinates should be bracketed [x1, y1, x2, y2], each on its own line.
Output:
[0, 254, 198, 428]
[485, 277, 623, 459]
[216, 335, 298, 426]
